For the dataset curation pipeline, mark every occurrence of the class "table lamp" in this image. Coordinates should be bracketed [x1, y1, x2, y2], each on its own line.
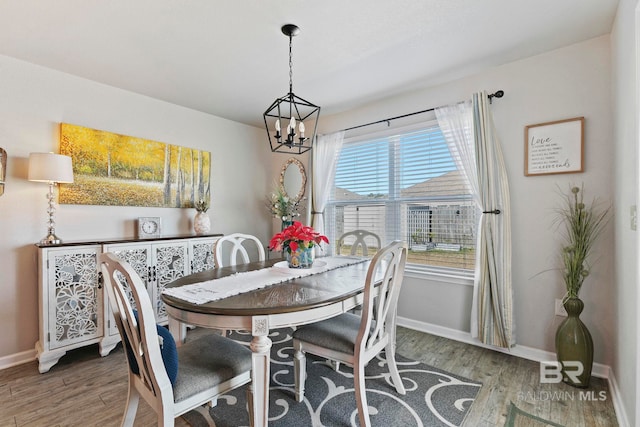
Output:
[28, 152, 74, 245]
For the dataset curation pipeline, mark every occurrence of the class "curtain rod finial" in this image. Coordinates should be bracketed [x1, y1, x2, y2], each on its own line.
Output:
[488, 90, 504, 104]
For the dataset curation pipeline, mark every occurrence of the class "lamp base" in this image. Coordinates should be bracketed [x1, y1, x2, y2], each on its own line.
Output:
[40, 233, 62, 245]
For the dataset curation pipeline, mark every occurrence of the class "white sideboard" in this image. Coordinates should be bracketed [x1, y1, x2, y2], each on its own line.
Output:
[35, 234, 221, 373]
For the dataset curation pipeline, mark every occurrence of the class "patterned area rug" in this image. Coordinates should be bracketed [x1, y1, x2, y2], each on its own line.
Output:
[504, 402, 565, 427]
[182, 328, 481, 427]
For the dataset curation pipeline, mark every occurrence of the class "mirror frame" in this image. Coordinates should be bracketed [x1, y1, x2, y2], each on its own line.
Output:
[279, 157, 307, 203]
[0, 148, 5, 197]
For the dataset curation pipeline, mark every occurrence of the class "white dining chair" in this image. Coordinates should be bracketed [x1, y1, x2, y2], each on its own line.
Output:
[213, 233, 266, 336]
[214, 233, 266, 267]
[100, 252, 253, 427]
[292, 241, 407, 427]
[337, 230, 381, 257]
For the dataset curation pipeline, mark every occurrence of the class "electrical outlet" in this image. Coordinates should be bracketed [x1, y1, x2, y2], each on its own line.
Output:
[555, 298, 567, 316]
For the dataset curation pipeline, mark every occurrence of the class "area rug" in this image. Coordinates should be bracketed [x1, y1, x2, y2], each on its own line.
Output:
[182, 328, 482, 427]
[504, 402, 565, 427]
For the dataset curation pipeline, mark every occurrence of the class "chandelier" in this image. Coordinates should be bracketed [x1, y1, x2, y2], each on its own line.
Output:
[263, 24, 320, 154]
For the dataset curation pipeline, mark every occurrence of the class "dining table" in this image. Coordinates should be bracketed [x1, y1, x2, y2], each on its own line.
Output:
[161, 256, 373, 427]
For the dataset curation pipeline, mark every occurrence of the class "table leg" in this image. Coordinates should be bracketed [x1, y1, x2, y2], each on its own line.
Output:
[249, 317, 272, 427]
[168, 317, 187, 346]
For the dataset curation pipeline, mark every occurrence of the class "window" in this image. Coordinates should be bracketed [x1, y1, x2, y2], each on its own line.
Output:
[326, 121, 478, 275]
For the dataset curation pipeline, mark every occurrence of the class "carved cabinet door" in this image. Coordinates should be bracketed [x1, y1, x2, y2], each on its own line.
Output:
[189, 237, 219, 273]
[102, 243, 153, 336]
[46, 247, 103, 350]
[151, 241, 189, 323]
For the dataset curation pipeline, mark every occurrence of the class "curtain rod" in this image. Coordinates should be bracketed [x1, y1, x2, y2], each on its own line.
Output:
[341, 90, 504, 132]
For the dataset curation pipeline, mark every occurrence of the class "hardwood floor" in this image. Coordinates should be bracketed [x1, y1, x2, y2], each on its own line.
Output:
[395, 328, 617, 427]
[0, 327, 617, 426]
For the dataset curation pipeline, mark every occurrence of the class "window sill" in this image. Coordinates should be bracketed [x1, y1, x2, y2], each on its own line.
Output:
[404, 264, 475, 286]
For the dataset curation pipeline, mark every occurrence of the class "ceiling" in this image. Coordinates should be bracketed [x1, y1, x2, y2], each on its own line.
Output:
[0, 1, 619, 128]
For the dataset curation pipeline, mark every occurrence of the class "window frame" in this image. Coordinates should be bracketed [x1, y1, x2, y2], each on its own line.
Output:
[327, 119, 478, 281]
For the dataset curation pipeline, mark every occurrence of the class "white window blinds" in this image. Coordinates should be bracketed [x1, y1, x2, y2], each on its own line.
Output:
[327, 121, 478, 272]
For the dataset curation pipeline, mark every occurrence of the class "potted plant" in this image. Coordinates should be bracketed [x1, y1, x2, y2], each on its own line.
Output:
[266, 185, 303, 229]
[268, 221, 328, 268]
[554, 184, 610, 387]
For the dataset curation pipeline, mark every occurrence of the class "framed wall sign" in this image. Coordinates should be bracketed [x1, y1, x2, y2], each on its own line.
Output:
[524, 117, 584, 176]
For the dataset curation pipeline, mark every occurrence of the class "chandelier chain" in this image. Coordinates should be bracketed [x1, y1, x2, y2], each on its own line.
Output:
[289, 34, 293, 93]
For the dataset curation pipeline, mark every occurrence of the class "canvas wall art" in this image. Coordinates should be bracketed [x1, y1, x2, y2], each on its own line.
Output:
[59, 123, 211, 208]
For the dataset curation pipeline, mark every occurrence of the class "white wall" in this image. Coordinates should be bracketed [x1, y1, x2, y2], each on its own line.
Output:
[320, 36, 615, 365]
[0, 54, 271, 360]
[611, 0, 639, 425]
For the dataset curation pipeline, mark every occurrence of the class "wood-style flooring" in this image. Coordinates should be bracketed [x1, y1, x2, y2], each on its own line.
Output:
[0, 327, 618, 426]
[395, 328, 617, 427]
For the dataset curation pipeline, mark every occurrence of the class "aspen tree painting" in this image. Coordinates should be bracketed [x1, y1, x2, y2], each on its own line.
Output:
[58, 123, 211, 208]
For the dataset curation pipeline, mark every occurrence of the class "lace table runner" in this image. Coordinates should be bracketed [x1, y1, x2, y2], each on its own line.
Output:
[162, 256, 368, 304]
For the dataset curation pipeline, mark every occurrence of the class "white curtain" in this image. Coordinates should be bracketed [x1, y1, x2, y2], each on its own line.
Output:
[310, 131, 345, 255]
[435, 91, 514, 348]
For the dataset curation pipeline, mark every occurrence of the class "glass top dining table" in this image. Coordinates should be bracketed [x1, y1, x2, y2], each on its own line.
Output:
[161, 257, 372, 427]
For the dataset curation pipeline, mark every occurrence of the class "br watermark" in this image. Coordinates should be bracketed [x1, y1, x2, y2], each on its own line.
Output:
[515, 361, 608, 402]
[540, 361, 583, 385]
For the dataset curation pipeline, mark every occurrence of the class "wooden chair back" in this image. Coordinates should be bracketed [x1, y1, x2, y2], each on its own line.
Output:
[100, 252, 172, 404]
[214, 233, 265, 266]
[337, 230, 381, 256]
[358, 240, 407, 356]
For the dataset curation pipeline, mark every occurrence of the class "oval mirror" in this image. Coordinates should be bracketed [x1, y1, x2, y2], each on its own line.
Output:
[279, 158, 306, 203]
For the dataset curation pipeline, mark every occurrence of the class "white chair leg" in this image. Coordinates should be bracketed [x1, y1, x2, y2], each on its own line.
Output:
[157, 393, 175, 427]
[293, 348, 306, 402]
[122, 385, 140, 427]
[354, 361, 371, 427]
[158, 408, 174, 427]
[246, 388, 254, 427]
[385, 343, 406, 395]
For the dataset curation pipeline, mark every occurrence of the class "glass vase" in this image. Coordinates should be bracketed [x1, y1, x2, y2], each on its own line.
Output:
[286, 245, 314, 268]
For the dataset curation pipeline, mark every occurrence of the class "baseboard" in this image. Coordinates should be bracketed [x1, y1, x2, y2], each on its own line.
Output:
[606, 370, 631, 427]
[0, 348, 36, 371]
[397, 316, 630, 427]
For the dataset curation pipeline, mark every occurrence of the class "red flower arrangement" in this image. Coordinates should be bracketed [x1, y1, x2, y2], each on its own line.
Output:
[268, 221, 329, 253]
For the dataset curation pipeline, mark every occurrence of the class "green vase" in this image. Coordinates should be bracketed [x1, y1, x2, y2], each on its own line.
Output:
[555, 297, 593, 388]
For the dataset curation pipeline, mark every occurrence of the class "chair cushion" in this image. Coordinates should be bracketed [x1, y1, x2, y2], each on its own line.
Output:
[125, 311, 179, 387]
[173, 333, 253, 403]
[292, 313, 362, 354]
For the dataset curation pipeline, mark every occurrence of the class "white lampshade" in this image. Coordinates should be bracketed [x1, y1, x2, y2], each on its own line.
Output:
[28, 153, 74, 183]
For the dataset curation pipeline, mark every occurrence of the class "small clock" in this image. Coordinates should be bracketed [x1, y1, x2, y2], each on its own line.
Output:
[137, 217, 161, 239]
